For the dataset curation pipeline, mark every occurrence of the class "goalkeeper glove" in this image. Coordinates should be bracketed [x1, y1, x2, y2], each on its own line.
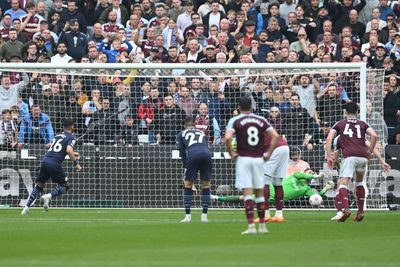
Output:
[315, 172, 326, 179]
[323, 181, 335, 191]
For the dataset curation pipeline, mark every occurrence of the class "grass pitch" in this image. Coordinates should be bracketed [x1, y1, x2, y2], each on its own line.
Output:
[0, 209, 399, 267]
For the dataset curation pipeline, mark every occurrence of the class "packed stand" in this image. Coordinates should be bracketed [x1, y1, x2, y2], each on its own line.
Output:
[0, 0, 399, 157]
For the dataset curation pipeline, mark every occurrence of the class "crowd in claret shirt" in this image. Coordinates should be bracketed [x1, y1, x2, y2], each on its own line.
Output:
[0, 0, 398, 151]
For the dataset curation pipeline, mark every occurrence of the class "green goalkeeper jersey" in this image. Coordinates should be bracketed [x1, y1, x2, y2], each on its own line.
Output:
[270, 171, 324, 201]
[217, 171, 326, 203]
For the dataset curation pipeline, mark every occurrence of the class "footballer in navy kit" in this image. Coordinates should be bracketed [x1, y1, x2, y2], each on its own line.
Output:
[22, 118, 82, 215]
[176, 117, 212, 223]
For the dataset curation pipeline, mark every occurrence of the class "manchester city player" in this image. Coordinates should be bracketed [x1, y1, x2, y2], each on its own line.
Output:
[176, 117, 212, 223]
[21, 118, 82, 215]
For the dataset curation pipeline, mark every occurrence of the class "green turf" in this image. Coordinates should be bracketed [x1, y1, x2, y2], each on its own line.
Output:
[0, 209, 399, 267]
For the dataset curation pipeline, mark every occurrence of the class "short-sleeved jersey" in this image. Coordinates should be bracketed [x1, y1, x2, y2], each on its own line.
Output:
[226, 113, 272, 157]
[21, 14, 43, 39]
[331, 118, 370, 158]
[176, 128, 211, 167]
[43, 132, 75, 165]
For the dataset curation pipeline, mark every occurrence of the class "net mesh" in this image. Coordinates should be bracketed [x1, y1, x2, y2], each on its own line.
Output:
[0, 64, 387, 209]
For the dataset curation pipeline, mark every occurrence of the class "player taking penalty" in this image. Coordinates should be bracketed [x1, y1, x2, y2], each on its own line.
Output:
[225, 97, 279, 235]
[176, 117, 212, 223]
[21, 118, 82, 215]
[326, 102, 377, 222]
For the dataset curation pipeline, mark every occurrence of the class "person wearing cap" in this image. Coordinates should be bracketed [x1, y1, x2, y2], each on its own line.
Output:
[4, 0, 26, 21]
[0, 28, 24, 62]
[199, 44, 217, 63]
[367, 44, 387, 68]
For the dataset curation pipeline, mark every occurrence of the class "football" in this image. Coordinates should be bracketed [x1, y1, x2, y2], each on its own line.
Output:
[309, 194, 323, 206]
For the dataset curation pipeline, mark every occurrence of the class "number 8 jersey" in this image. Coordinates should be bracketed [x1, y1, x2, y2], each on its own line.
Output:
[226, 114, 272, 157]
[43, 132, 76, 165]
[331, 118, 370, 159]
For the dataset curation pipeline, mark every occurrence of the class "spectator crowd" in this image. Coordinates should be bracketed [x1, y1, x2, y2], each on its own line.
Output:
[0, 0, 400, 156]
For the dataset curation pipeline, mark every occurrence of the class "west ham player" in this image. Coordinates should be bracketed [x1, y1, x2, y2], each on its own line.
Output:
[326, 102, 377, 222]
[263, 134, 289, 222]
[176, 117, 212, 223]
[21, 118, 82, 215]
[225, 97, 279, 235]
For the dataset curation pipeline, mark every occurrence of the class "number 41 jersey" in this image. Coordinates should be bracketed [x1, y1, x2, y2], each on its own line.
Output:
[43, 132, 76, 165]
[332, 118, 370, 159]
[226, 114, 272, 157]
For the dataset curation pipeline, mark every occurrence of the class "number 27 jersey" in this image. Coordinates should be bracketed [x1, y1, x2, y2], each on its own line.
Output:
[43, 132, 76, 165]
[332, 118, 370, 159]
[226, 114, 272, 157]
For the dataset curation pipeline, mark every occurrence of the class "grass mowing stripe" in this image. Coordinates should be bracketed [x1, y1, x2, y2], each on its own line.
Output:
[1, 209, 398, 267]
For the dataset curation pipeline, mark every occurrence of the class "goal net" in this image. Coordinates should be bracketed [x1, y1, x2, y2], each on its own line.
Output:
[0, 63, 387, 210]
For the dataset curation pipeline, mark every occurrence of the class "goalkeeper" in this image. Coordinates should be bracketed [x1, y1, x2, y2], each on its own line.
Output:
[211, 169, 334, 208]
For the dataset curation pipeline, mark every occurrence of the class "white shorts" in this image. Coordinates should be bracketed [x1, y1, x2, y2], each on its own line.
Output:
[263, 145, 289, 186]
[339, 156, 368, 179]
[235, 156, 264, 190]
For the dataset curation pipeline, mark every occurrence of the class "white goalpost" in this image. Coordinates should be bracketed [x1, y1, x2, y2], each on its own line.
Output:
[0, 63, 387, 209]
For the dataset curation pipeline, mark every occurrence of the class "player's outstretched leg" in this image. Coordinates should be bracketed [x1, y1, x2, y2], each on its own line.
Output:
[181, 187, 192, 223]
[22, 185, 43, 215]
[201, 188, 210, 223]
[271, 185, 284, 223]
[354, 183, 365, 222]
[241, 195, 257, 235]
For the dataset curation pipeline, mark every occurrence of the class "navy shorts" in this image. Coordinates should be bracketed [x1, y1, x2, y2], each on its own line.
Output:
[36, 161, 67, 184]
[185, 154, 212, 181]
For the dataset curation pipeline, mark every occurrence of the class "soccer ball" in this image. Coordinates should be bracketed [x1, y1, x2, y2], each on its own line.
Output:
[309, 194, 323, 206]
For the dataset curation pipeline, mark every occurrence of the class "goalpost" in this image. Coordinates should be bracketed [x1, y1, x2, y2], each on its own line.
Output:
[0, 63, 387, 209]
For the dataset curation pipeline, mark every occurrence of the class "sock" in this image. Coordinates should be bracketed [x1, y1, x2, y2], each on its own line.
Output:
[183, 187, 192, 215]
[26, 186, 42, 207]
[201, 188, 210, 214]
[338, 185, 349, 210]
[335, 192, 342, 211]
[244, 195, 254, 224]
[255, 197, 266, 223]
[274, 185, 284, 212]
[264, 184, 270, 212]
[356, 185, 365, 213]
[50, 186, 67, 198]
[275, 210, 283, 217]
